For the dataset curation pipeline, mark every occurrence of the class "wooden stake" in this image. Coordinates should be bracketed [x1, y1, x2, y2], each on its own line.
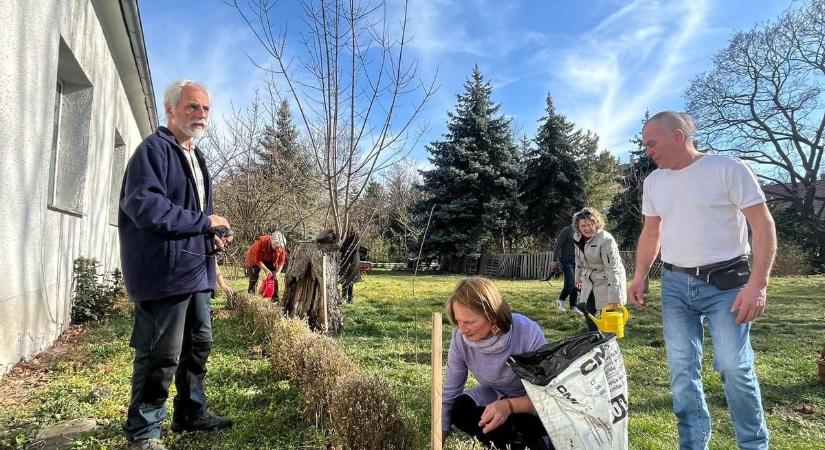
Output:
[322, 254, 328, 333]
[431, 312, 443, 450]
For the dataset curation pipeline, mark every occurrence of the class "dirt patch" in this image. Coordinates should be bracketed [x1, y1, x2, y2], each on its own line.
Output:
[768, 402, 821, 427]
[0, 324, 88, 408]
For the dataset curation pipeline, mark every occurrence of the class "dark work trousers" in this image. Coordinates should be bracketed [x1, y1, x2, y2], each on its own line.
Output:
[124, 291, 213, 442]
[246, 261, 277, 299]
[450, 394, 553, 450]
[558, 258, 578, 308]
[341, 283, 354, 303]
[584, 291, 599, 332]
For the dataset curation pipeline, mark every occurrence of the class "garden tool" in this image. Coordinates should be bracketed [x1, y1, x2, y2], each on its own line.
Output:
[587, 305, 630, 338]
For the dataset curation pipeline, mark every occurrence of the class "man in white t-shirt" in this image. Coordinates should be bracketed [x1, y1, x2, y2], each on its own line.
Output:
[628, 111, 776, 450]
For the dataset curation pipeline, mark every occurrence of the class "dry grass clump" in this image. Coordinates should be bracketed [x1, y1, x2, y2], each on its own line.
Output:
[232, 291, 418, 449]
[293, 334, 357, 417]
[225, 291, 248, 309]
[451, 440, 501, 449]
[235, 294, 266, 325]
[267, 316, 313, 376]
[329, 372, 418, 450]
[235, 294, 284, 338]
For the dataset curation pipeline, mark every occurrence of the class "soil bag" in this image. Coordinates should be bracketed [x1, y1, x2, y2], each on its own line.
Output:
[507, 332, 628, 450]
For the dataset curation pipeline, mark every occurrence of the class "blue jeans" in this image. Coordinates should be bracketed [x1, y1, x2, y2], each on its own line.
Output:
[661, 269, 768, 450]
[558, 258, 578, 308]
[124, 291, 214, 442]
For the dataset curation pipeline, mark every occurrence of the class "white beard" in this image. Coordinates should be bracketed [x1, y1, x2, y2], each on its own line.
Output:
[174, 117, 208, 140]
[187, 125, 206, 139]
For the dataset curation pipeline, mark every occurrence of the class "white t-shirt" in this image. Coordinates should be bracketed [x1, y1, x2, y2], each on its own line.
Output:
[642, 154, 765, 267]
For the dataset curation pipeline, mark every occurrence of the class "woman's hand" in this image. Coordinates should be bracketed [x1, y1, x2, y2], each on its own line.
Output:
[478, 399, 512, 434]
[575, 281, 582, 289]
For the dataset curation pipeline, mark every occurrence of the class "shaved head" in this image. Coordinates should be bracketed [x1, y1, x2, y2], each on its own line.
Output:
[645, 110, 696, 138]
[641, 110, 703, 170]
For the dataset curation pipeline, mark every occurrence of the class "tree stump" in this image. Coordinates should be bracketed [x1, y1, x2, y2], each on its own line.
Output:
[282, 241, 343, 333]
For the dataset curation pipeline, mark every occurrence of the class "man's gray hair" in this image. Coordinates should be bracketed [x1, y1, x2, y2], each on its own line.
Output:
[163, 79, 210, 118]
[270, 231, 286, 248]
[647, 110, 696, 138]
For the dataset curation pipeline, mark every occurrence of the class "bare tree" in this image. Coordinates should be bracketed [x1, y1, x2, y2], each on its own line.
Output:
[685, 0, 825, 222]
[258, 96, 327, 239]
[204, 94, 274, 245]
[230, 0, 437, 242]
[203, 91, 326, 246]
[379, 161, 426, 260]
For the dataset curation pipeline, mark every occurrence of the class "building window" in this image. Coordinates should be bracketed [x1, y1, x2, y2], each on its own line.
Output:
[109, 131, 126, 226]
[48, 38, 93, 216]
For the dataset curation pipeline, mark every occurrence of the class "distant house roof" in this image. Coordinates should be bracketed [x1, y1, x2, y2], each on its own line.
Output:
[762, 178, 825, 213]
[92, 0, 157, 135]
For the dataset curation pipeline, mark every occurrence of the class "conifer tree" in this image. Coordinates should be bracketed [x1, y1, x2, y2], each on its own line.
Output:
[418, 65, 522, 257]
[520, 94, 586, 243]
[258, 99, 304, 171]
[608, 111, 656, 248]
[573, 131, 622, 212]
[257, 99, 320, 237]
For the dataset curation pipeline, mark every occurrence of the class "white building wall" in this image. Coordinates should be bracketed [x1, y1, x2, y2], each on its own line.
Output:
[0, 0, 146, 376]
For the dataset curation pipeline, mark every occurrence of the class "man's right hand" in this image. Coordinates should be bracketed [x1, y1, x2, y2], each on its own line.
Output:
[208, 214, 230, 230]
[549, 261, 560, 270]
[628, 277, 647, 308]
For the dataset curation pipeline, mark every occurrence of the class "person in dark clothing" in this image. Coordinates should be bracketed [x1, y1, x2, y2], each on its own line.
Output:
[550, 224, 580, 314]
[338, 226, 362, 303]
[119, 79, 232, 450]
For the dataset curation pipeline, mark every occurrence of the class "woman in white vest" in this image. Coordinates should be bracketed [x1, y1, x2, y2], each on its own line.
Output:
[572, 207, 627, 331]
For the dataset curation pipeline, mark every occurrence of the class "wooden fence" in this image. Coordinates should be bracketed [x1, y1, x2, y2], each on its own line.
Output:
[440, 251, 663, 280]
[478, 252, 554, 279]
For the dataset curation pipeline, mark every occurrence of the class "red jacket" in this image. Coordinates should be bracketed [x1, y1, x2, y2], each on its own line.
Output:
[244, 235, 286, 270]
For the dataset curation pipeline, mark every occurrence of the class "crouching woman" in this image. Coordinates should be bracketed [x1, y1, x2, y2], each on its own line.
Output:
[442, 277, 553, 450]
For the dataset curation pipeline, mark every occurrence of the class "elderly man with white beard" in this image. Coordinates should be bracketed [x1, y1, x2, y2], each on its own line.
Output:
[118, 80, 233, 450]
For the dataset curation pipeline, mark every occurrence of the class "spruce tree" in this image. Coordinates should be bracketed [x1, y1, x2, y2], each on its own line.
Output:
[256, 99, 319, 237]
[573, 131, 622, 212]
[418, 65, 522, 257]
[520, 94, 586, 244]
[607, 111, 657, 248]
[258, 99, 303, 170]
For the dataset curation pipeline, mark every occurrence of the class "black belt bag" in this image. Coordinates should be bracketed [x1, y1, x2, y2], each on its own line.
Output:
[664, 256, 751, 290]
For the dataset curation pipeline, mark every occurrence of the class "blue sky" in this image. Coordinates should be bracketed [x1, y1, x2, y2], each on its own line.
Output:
[140, 0, 792, 163]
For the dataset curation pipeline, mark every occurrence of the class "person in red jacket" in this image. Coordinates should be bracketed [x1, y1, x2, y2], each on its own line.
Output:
[244, 232, 287, 301]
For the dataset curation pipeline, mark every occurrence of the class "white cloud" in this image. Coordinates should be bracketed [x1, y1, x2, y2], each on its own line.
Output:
[148, 17, 269, 133]
[548, 0, 711, 156]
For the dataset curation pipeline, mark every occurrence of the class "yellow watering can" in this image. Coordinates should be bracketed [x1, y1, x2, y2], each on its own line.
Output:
[587, 305, 630, 338]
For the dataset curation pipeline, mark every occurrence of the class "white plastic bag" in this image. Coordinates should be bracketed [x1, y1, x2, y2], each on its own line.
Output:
[508, 332, 628, 450]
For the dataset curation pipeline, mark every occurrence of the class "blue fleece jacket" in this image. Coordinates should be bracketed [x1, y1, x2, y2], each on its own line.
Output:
[117, 127, 216, 302]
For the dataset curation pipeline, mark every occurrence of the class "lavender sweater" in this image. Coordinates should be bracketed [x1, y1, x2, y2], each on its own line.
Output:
[441, 313, 546, 432]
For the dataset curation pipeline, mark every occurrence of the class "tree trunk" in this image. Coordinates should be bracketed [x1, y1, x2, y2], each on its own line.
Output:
[282, 241, 343, 333]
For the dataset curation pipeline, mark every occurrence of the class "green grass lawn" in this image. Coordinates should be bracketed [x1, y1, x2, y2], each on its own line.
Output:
[1, 270, 823, 449]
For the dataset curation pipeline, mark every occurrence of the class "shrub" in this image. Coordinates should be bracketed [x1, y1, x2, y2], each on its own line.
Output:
[71, 257, 122, 324]
[233, 290, 418, 449]
[329, 372, 418, 450]
[772, 240, 816, 276]
[268, 316, 313, 377]
[292, 333, 356, 417]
